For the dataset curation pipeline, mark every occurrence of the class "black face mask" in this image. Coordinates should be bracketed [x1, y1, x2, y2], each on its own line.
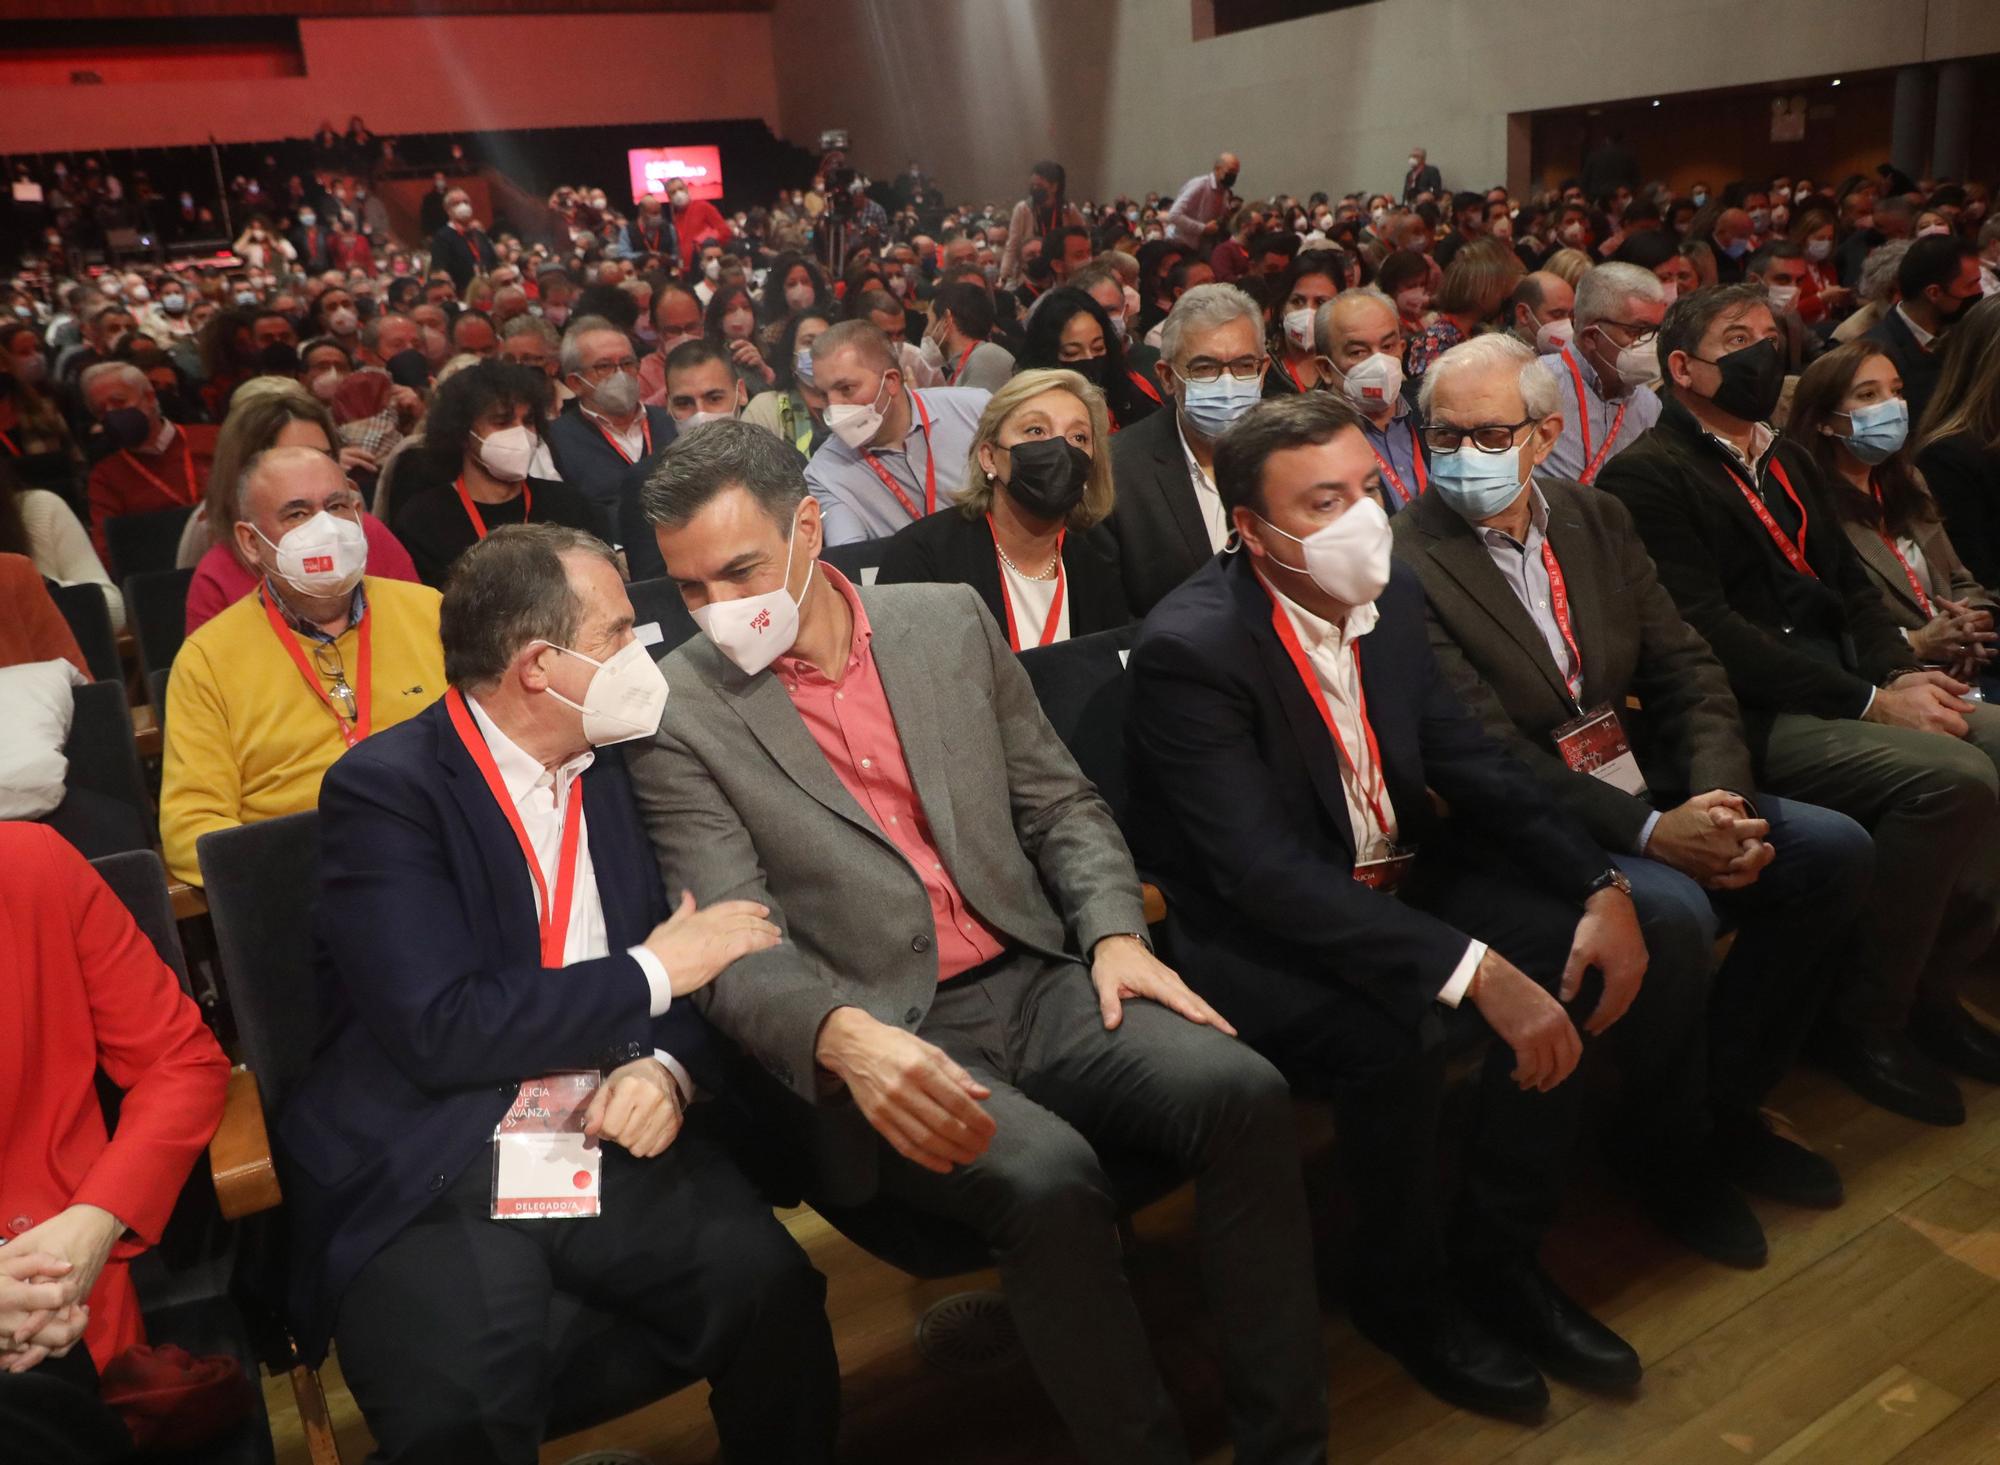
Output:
[102, 405, 152, 450]
[1218, 171, 1239, 190]
[1693, 338, 1785, 423]
[999, 438, 1092, 521]
[258, 341, 301, 376]
[1064, 356, 1107, 387]
[1935, 288, 1977, 327]
[386, 347, 431, 390]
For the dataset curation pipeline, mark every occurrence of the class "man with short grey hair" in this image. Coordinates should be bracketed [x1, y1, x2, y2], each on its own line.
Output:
[1105, 282, 1268, 614]
[1396, 335, 1872, 1251]
[801, 319, 989, 545]
[546, 315, 676, 542]
[631, 420, 1327, 1465]
[1539, 261, 1667, 484]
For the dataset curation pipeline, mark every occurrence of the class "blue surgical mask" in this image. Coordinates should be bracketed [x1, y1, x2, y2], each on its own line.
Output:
[1691, 190, 1709, 208]
[1177, 369, 1264, 439]
[1723, 237, 1750, 260]
[1844, 397, 1909, 466]
[794, 345, 816, 385]
[1432, 444, 1530, 521]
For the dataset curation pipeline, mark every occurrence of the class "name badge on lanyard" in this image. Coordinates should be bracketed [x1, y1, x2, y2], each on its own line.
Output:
[1551, 704, 1648, 795]
[491, 1071, 601, 1219]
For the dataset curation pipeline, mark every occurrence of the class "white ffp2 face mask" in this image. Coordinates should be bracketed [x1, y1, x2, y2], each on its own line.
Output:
[1339, 351, 1404, 414]
[473, 424, 538, 483]
[1256, 496, 1393, 607]
[537, 637, 669, 745]
[692, 505, 813, 675]
[255, 510, 368, 598]
[824, 373, 893, 450]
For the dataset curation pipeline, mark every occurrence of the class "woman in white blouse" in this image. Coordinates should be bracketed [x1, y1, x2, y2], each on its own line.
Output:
[1, 468, 123, 631]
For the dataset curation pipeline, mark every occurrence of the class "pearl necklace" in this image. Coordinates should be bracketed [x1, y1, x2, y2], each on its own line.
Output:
[994, 536, 1060, 581]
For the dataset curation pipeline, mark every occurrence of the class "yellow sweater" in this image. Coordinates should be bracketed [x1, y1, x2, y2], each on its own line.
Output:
[161, 577, 444, 885]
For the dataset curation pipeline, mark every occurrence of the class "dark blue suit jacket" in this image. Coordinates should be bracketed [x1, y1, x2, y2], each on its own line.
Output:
[1125, 552, 1603, 1037]
[278, 696, 720, 1361]
[546, 403, 676, 545]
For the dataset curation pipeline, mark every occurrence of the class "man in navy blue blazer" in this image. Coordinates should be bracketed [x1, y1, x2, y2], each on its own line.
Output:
[546, 316, 677, 544]
[1126, 394, 1719, 1418]
[280, 523, 837, 1463]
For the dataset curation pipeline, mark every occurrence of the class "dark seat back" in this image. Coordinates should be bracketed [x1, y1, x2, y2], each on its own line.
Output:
[623, 576, 700, 657]
[126, 566, 195, 689]
[89, 848, 189, 990]
[196, 812, 325, 1123]
[822, 538, 887, 587]
[104, 505, 196, 582]
[45, 580, 120, 682]
[1017, 626, 1139, 828]
[61, 680, 153, 855]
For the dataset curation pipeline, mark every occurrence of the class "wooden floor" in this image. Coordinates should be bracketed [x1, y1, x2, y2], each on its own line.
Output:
[265, 1021, 2000, 1464]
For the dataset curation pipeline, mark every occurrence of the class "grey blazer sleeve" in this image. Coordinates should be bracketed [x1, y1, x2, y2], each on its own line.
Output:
[969, 585, 1152, 953]
[627, 723, 853, 1105]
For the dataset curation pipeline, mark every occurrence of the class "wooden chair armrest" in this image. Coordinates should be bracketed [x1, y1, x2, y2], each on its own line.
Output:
[1141, 882, 1167, 926]
[168, 881, 207, 921]
[211, 1066, 283, 1220]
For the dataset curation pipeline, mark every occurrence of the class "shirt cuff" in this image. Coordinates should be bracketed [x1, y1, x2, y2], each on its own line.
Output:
[1634, 810, 1663, 856]
[1859, 685, 1877, 718]
[1437, 939, 1487, 1008]
[651, 1050, 693, 1105]
[629, 944, 672, 1017]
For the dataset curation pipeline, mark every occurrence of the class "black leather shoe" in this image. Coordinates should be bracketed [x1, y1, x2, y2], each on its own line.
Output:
[1821, 1026, 1965, 1126]
[1459, 1263, 1641, 1393]
[1349, 1297, 1548, 1416]
[1631, 1161, 1768, 1268]
[1713, 1114, 1843, 1210]
[1910, 1003, 2000, 1086]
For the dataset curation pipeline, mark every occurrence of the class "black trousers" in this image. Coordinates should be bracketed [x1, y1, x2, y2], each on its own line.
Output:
[334, 1108, 838, 1465]
[1184, 841, 1707, 1314]
[0, 1347, 131, 1463]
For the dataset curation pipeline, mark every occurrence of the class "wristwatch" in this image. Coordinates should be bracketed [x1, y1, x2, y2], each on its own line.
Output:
[1585, 868, 1634, 899]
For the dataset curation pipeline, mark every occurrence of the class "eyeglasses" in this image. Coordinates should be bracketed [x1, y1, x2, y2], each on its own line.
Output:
[312, 640, 357, 720]
[1593, 319, 1659, 348]
[1176, 356, 1267, 384]
[1423, 416, 1538, 454]
[580, 358, 639, 379]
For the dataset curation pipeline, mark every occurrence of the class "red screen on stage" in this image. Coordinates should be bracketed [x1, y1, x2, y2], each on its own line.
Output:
[627, 146, 724, 204]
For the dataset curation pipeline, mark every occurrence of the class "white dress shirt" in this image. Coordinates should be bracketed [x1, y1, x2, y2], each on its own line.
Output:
[466, 696, 690, 1099]
[1264, 577, 1486, 1006]
[579, 404, 646, 463]
[1175, 415, 1231, 552]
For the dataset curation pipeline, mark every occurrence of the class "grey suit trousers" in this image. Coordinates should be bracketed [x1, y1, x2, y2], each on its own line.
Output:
[877, 952, 1328, 1465]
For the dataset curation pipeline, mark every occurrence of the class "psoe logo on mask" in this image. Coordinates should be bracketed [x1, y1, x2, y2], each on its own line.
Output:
[750, 608, 772, 634]
[303, 555, 334, 573]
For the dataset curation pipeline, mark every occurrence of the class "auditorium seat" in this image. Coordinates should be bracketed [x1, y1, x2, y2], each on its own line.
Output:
[822, 538, 887, 587]
[54, 680, 154, 858]
[45, 579, 120, 682]
[126, 566, 195, 700]
[90, 847, 277, 1465]
[195, 812, 702, 1457]
[624, 575, 701, 655]
[105, 506, 197, 583]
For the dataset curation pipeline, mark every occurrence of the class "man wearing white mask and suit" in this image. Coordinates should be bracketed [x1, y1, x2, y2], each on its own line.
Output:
[1126, 393, 1709, 1417]
[160, 445, 445, 885]
[630, 420, 1329, 1465]
[284, 523, 839, 1463]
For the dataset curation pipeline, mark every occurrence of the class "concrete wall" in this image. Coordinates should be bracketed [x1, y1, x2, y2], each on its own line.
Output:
[769, 0, 2000, 204]
[0, 12, 780, 155]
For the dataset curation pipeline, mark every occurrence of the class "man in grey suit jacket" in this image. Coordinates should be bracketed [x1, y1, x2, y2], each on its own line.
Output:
[624, 421, 1327, 1465]
[1393, 335, 1873, 1218]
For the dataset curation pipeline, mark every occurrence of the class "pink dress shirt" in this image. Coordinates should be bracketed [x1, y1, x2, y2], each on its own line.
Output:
[773, 565, 1008, 981]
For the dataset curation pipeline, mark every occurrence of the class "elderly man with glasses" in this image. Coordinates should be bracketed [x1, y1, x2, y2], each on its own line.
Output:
[1105, 282, 1271, 615]
[160, 445, 444, 885]
[1392, 334, 1873, 1262]
[1539, 262, 1669, 486]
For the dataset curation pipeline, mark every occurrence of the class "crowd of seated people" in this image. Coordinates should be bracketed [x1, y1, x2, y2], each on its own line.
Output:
[7, 129, 2000, 1463]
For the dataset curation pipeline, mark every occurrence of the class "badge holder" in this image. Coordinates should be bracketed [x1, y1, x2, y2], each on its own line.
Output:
[492, 1070, 602, 1220]
[1353, 845, 1416, 892]
[1552, 704, 1648, 796]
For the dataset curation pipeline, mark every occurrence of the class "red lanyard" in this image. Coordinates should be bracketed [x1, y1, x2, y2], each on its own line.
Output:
[1368, 420, 1427, 507]
[951, 343, 976, 384]
[988, 518, 1066, 650]
[0, 425, 17, 456]
[1871, 478, 1934, 617]
[453, 476, 530, 541]
[1539, 539, 1585, 698]
[1127, 368, 1161, 404]
[1282, 357, 1309, 392]
[1725, 457, 1816, 579]
[444, 688, 584, 967]
[592, 410, 651, 464]
[1561, 346, 1627, 486]
[259, 585, 371, 749]
[1260, 578, 1395, 850]
[120, 434, 198, 507]
[863, 391, 936, 521]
